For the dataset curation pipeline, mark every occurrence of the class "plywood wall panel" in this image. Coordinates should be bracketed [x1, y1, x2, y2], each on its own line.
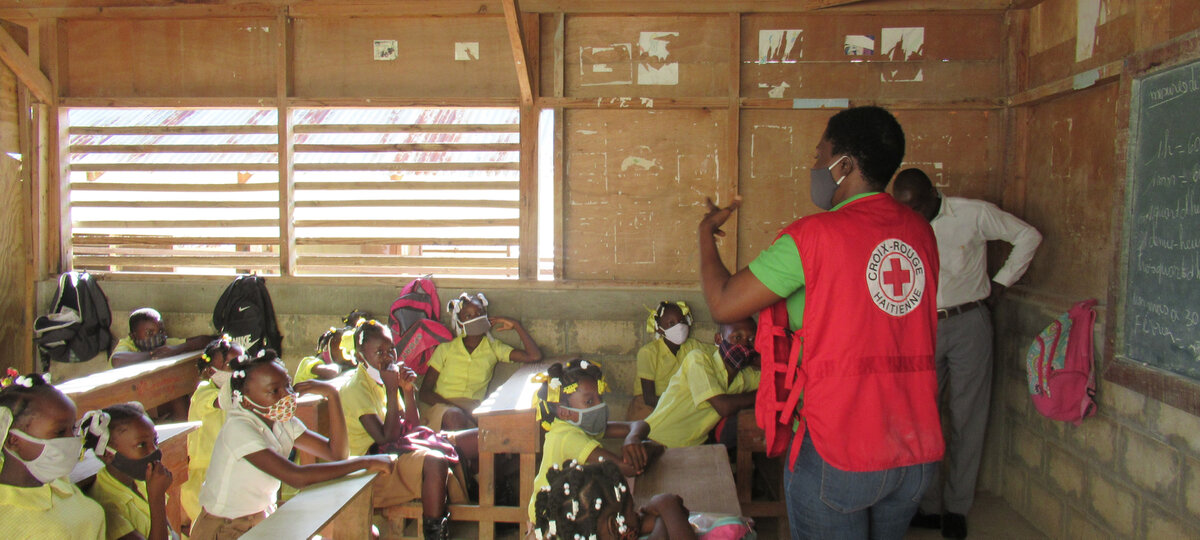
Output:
[1020, 82, 1119, 300]
[736, 108, 1001, 265]
[65, 19, 275, 97]
[564, 109, 729, 281]
[1025, 0, 1134, 91]
[0, 64, 28, 373]
[562, 15, 730, 98]
[741, 13, 1004, 101]
[293, 17, 518, 98]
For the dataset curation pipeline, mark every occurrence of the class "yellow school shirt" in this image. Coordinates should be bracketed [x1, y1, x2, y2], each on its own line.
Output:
[88, 467, 155, 540]
[634, 337, 716, 397]
[0, 476, 106, 540]
[182, 380, 225, 521]
[645, 349, 761, 448]
[427, 336, 515, 401]
[527, 421, 602, 522]
[294, 355, 331, 384]
[112, 336, 185, 354]
[339, 364, 390, 457]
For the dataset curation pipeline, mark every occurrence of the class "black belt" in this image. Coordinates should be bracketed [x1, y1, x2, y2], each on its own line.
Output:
[937, 300, 983, 320]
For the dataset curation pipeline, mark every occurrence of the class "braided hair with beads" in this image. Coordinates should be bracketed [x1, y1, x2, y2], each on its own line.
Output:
[532, 459, 632, 540]
[532, 358, 609, 432]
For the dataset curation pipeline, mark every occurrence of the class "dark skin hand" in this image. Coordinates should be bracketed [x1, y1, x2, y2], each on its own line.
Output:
[104, 415, 172, 540]
[559, 378, 664, 476]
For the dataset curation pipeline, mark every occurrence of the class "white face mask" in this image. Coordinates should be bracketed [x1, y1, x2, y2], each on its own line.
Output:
[5, 429, 84, 484]
[660, 322, 690, 346]
[210, 370, 232, 389]
[364, 364, 384, 385]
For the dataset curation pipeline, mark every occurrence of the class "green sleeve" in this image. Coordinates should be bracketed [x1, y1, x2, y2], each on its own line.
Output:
[747, 235, 805, 298]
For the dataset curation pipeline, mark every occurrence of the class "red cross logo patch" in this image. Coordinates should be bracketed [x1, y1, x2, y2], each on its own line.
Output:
[865, 239, 927, 317]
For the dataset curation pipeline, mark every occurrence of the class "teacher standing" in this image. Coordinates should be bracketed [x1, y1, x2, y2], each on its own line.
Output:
[697, 106, 944, 540]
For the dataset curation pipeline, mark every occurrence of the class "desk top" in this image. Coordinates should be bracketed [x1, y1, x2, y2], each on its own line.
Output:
[631, 445, 741, 516]
[240, 471, 378, 540]
[70, 421, 200, 484]
[474, 362, 550, 417]
[296, 369, 356, 406]
[56, 350, 202, 396]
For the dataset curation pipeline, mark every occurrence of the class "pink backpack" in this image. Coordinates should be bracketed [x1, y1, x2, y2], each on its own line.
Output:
[389, 276, 452, 375]
[1025, 299, 1098, 425]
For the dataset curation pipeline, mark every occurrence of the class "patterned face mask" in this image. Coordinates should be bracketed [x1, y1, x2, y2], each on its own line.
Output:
[134, 332, 167, 352]
[242, 391, 297, 423]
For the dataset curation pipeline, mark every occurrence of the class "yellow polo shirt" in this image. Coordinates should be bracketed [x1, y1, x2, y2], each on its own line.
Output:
[88, 467, 158, 540]
[634, 337, 716, 397]
[0, 476, 106, 540]
[527, 421, 602, 522]
[112, 336, 185, 354]
[294, 355, 331, 384]
[645, 349, 761, 448]
[339, 364, 391, 457]
[182, 380, 225, 521]
[427, 336, 515, 401]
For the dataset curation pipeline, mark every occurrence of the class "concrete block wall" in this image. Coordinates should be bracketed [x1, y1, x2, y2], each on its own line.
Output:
[982, 295, 1200, 539]
[39, 277, 719, 420]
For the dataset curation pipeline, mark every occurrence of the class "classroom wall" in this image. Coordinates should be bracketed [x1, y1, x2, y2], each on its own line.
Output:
[0, 27, 31, 376]
[980, 1, 1200, 538]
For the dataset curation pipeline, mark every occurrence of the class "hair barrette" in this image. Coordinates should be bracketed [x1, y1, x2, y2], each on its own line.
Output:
[232, 370, 247, 379]
[13, 375, 33, 388]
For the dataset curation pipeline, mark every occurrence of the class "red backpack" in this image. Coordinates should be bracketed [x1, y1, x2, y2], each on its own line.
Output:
[389, 276, 453, 375]
[1025, 299, 1098, 426]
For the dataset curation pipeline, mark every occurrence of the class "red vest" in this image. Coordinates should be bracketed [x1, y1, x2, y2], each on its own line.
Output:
[755, 193, 944, 472]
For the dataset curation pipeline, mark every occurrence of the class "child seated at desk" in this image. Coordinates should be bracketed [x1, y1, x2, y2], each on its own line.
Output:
[645, 318, 761, 449]
[532, 460, 697, 540]
[628, 301, 716, 422]
[529, 359, 664, 524]
[110, 308, 212, 368]
[190, 350, 392, 540]
[293, 327, 353, 383]
[80, 403, 175, 540]
[180, 335, 242, 525]
[419, 292, 542, 431]
[0, 372, 106, 540]
[340, 320, 471, 540]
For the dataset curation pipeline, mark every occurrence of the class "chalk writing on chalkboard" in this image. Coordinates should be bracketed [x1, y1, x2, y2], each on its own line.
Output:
[1123, 58, 1200, 381]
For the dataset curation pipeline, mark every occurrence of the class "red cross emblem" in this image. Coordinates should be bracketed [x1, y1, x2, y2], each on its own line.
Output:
[866, 239, 927, 317]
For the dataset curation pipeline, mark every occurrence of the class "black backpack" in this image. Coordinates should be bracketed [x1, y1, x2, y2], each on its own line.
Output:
[34, 271, 113, 370]
[212, 275, 283, 356]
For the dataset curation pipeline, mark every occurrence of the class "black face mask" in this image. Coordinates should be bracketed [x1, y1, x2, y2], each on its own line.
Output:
[109, 448, 162, 481]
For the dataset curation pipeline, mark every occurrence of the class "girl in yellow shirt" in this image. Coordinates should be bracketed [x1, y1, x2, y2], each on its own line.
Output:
[180, 335, 243, 525]
[80, 403, 174, 540]
[293, 327, 350, 384]
[628, 301, 715, 421]
[0, 372, 105, 540]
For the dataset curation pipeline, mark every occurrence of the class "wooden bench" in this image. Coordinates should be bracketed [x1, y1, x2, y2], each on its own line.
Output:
[57, 350, 203, 421]
[72, 421, 200, 532]
[382, 361, 549, 540]
[735, 409, 789, 533]
[241, 471, 379, 540]
[631, 445, 741, 515]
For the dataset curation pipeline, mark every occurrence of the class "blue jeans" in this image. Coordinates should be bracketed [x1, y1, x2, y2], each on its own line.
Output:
[784, 433, 936, 540]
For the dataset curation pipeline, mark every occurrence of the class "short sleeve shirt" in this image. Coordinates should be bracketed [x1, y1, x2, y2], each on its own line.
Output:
[88, 467, 155, 540]
[339, 364, 391, 456]
[0, 477, 106, 540]
[527, 421, 602, 521]
[427, 336, 515, 401]
[294, 355, 333, 384]
[634, 337, 716, 397]
[645, 349, 761, 448]
[199, 407, 307, 518]
[187, 381, 226, 472]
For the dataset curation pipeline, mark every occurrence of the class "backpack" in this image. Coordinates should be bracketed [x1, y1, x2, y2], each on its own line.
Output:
[388, 276, 452, 375]
[34, 271, 113, 370]
[212, 275, 283, 356]
[1025, 299, 1098, 425]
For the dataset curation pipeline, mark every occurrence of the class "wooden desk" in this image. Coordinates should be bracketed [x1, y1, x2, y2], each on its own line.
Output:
[57, 350, 203, 420]
[631, 445, 741, 516]
[241, 471, 378, 540]
[72, 421, 200, 531]
[293, 370, 356, 465]
[736, 409, 787, 518]
[472, 361, 549, 539]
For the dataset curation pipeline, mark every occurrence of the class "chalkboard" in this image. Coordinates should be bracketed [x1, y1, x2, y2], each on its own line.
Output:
[1122, 57, 1200, 381]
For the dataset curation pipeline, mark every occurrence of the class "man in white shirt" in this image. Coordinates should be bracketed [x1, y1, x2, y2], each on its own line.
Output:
[894, 168, 1042, 539]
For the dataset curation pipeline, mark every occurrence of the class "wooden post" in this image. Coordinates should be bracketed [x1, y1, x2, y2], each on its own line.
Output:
[517, 10, 540, 280]
[726, 12, 742, 267]
[502, 0, 534, 106]
[276, 11, 296, 276]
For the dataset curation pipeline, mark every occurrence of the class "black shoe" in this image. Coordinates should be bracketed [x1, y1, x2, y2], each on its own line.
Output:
[910, 511, 942, 529]
[422, 514, 450, 540]
[942, 512, 967, 539]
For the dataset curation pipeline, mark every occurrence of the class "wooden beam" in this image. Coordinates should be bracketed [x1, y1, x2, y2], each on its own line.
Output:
[726, 12, 741, 267]
[1008, 60, 1123, 107]
[502, 0, 534, 106]
[276, 10, 296, 277]
[0, 25, 53, 104]
[538, 97, 729, 109]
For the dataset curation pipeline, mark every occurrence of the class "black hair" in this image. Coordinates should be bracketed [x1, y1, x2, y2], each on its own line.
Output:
[81, 402, 148, 452]
[198, 334, 239, 372]
[353, 319, 392, 351]
[128, 308, 162, 333]
[893, 167, 935, 197]
[228, 349, 285, 395]
[342, 309, 373, 328]
[316, 327, 342, 353]
[535, 359, 606, 431]
[0, 373, 58, 431]
[654, 301, 692, 327]
[533, 459, 631, 539]
[719, 317, 758, 334]
[823, 106, 906, 191]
